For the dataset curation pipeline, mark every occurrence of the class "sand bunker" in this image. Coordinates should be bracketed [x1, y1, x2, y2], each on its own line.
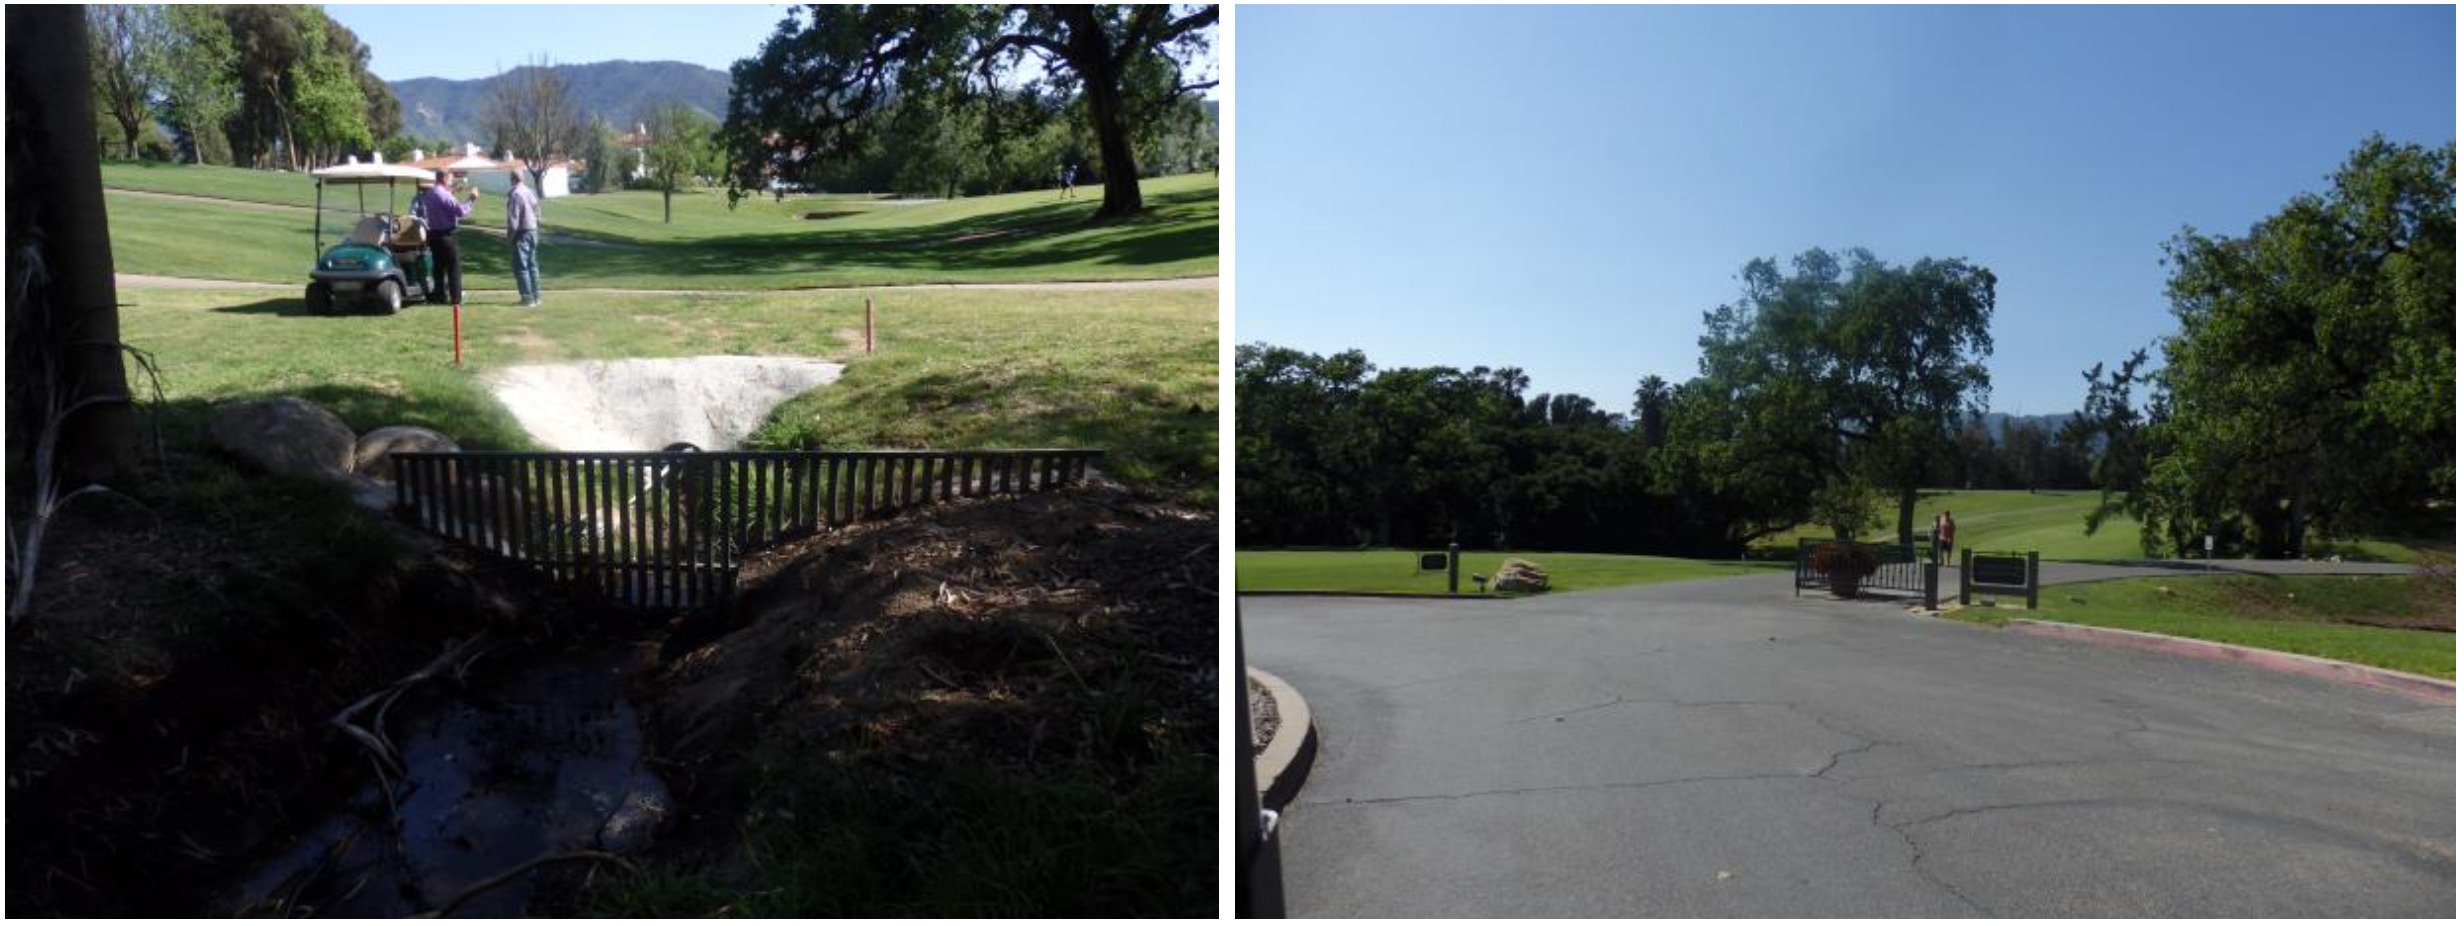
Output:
[485, 355, 845, 451]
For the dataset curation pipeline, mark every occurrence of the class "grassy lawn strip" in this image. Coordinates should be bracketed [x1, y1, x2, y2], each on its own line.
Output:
[1236, 549, 1780, 595]
[101, 163, 1217, 289]
[1961, 575, 2453, 679]
[117, 287, 1216, 502]
[1755, 487, 2434, 563]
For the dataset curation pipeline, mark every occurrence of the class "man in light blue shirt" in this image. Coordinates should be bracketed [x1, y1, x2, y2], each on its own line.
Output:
[506, 171, 543, 307]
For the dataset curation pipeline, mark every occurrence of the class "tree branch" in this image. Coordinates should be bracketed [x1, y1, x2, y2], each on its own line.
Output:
[976, 32, 1073, 72]
[1153, 5, 1221, 46]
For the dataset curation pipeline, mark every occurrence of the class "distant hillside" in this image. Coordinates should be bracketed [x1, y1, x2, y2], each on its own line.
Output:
[389, 60, 730, 147]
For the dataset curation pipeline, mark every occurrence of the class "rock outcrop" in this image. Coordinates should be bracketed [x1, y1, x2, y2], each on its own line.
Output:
[1493, 558, 1550, 594]
[211, 397, 356, 481]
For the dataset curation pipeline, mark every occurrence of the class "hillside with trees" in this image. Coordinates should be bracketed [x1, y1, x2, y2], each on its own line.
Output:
[389, 59, 731, 144]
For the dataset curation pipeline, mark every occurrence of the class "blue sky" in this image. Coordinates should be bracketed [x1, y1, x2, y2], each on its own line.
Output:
[1235, 4, 2457, 417]
[327, 4, 1215, 97]
[327, 4, 796, 80]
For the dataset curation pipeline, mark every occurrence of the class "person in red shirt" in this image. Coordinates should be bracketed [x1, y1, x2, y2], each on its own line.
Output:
[1936, 510, 1956, 560]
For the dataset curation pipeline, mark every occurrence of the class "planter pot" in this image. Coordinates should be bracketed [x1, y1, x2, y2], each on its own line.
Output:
[1828, 572, 1863, 598]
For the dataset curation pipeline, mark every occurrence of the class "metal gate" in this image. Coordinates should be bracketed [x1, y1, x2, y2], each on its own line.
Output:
[391, 448, 1102, 609]
[1793, 538, 1940, 606]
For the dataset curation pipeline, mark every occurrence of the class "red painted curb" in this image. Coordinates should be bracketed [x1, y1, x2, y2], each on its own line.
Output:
[2007, 619, 2455, 704]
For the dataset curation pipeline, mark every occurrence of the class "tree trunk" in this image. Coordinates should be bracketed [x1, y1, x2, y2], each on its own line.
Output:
[6, 5, 136, 486]
[1061, 7, 1144, 219]
[2286, 480, 2308, 561]
[119, 115, 139, 160]
[1895, 483, 1918, 549]
[662, 187, 672, 224]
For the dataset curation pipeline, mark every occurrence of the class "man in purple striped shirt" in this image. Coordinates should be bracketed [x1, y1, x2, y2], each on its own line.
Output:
[418, 170, 474, 305]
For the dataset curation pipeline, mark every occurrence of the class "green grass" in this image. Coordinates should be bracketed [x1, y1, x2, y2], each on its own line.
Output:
[1761, 487, 2438, 563]
[116, 287, 1215, 501]
[1234, 549, 1781, 595]
[1762, 489, 2144, 560]
[1961, 574, 2454, 678]
[591, 744, 1212, 917]
[100, 161, 1218, 288]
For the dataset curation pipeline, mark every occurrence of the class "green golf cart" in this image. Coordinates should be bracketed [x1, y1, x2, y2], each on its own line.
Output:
[306, 161, 442, 314]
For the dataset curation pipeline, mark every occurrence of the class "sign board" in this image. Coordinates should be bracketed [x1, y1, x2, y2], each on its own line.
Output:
[1971, 554, 2030, 588]
[1419, 552, 1451, 572]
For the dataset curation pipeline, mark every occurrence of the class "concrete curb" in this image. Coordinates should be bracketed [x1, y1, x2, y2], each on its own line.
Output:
[2006, 618, 2456, 704]
[1249, 668, 1318, 811]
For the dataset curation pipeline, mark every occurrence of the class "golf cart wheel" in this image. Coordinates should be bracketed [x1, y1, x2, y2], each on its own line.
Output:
[375, 279, 403, 314]
[305, 283, 332, 314]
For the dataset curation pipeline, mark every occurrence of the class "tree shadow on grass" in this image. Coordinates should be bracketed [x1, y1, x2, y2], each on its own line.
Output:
[498, 189, 1220, 285]
[205, 297, 311, 316]
[206, 297, 441, 319]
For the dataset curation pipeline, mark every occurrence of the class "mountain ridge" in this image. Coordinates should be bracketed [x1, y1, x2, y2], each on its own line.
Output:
[388, 59, 731, 148]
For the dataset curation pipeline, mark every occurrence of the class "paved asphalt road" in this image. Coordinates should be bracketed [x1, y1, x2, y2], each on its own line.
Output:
[1245, 571, 2454, 917]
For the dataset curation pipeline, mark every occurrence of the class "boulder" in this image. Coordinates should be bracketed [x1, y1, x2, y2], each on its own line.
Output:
[353, 425, 460, 482]
[210, 397, 355, 481]
[1493, 558, 1551, 594]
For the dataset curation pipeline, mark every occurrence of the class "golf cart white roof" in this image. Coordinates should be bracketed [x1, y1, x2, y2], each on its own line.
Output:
[311, 162, 439, 183]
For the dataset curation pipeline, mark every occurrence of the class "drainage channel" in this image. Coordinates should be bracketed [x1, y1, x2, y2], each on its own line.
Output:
[224, 357, 850, 915]
[224, 641, 668, 916]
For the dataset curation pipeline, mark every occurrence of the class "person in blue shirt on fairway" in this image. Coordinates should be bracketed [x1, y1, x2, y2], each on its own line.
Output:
[506, 171, 542, 307]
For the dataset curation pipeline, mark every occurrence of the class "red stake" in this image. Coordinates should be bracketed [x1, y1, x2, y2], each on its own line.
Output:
[453, 302, 463, 366]
[865, 297, 874, 354]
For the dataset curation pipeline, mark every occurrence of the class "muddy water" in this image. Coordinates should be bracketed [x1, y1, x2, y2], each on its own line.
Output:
[224, 644, 669, 917]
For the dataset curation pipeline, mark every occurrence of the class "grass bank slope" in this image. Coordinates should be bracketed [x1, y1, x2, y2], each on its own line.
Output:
[115, 287, 1215, 501]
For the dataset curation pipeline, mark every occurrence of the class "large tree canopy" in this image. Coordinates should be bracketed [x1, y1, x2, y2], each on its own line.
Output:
[155, 5, 241, 164]
[1694, 248, 1997, 546]
[722, 4, 1217, 217]
[2081, 135, 2455, 558]
[220, 5, 393, 169]
[87, 4, 170, 160]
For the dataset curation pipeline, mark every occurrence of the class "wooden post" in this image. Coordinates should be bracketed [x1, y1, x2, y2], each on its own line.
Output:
[1447, 543, 1460, 594]
[865, 297, 874, 353]
[2026, 551, 2040, 610]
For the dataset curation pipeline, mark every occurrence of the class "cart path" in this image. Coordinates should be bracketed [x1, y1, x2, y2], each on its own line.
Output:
[1248, 572, 2454, 917]
[114, 272, 1219, 294]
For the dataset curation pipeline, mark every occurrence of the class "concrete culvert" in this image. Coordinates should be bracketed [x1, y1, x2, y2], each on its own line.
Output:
[484, 356, 844, 451]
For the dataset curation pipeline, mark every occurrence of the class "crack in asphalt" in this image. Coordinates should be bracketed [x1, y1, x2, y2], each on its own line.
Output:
[1877, 800, 1995, 915]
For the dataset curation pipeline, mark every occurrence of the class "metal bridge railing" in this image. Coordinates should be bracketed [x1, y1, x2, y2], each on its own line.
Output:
[392, 448, 1102, 609]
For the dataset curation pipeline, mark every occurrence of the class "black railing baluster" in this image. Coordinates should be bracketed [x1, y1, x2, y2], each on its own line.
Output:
[394, 448, 1099, 613]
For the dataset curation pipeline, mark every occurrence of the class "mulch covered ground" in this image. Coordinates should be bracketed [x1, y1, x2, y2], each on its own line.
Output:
[612, 483, 1218, 915]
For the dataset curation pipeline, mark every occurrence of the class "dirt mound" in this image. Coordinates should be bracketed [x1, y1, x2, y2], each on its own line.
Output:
[620, 484, 1216, 915]
[653, 483, 1214, 775]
